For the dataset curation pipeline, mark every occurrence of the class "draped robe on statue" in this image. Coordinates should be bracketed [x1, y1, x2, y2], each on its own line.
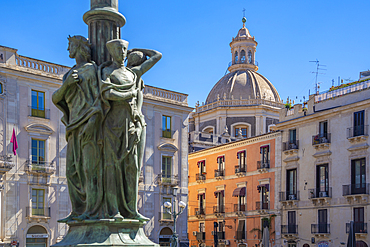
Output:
[99, 63, 142, 219]
[53, 62, 104, 219]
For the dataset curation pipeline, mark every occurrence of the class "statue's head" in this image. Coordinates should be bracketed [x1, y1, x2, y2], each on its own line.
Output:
[106, 39, 129, 64]
[127, 51, 146, 68]
[67, 35, 91, 62]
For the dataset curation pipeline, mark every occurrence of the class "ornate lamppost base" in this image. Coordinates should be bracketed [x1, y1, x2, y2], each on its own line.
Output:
[52, 219, 159, 247]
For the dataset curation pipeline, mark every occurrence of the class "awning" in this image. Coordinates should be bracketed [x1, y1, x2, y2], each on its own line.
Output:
[197, 193, 205, 200]
[214, 190, 224, 197]
[257, 184, 269, 192]
[197, 160, 205, 167]
[260, 145, 269, 153]
[232, 187, 246, 197]
[237, 150, 246, 158]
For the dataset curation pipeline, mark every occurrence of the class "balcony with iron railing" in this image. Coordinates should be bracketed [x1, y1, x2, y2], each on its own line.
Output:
[196, 232, 206, 241]
[312, 133, 331, 145]
[194, 207, 205, 216]
[311, 224, 330, 234]
[256, 201, 269, 210]
[257, 160, 270, 170]
[281, 225, 298, 235]
[26, 207, 51, 218]
[343, 183, 370, 196]
[24, 160, 55, 175]
[196, 173, 206, 182]
[347, 125, 369, 139]
[283, 140, 299, 151]
[234, 204, 246, 212]
[0, 155, 13, 174]
[235, 230, 246, 240]
[213, 205, 225, 214]
[215, 232, 225, 240]
[309, 188, 332, 199]
[346, 223, 367, 234]
[162, 129, 174, 139]
[279, 191, 300, 201]
[28, 106, 50, 119]
[235, 165, 246, 174]
[156, 174, 179, 186]
[214, 169, 224, 178]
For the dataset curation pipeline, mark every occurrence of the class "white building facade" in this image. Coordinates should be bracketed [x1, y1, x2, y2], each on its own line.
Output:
[275, 72, 370, 247]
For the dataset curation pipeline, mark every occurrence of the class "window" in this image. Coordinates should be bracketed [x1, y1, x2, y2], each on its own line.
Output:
[234, 51, 238, 63]
[289, 129, 297, 144]
[257, 184, 269, 209]
[198, 160, 206, 174]
[217, 156, 225, 171]
[162, 115, 171, 138]
[237, 220, 246, 239]
[237, 151, 246, 170]
[32, 189, 45, 216]
[288, 211, 296, 233]
[240, 50, 246, 63]
[318, 209, 328, 233]
[354, 110, 365, 136]
[260, 146, 269, 165]
[0, 83, 3, 94]
[319, 121, 328, 137]
[31, 90, 45, 118]
[354, 207, 365, 233]
[351, 158, 366, 194]
[162, 156, 172, 182]
[287, 169, 297, 199]
[32, 139, 45, 165]
[215, 190, 224, 213]
[248, 50, 252, 64]
[198, 193, 205, 213]
[235, 127, 247, 138]
[199, 222, 205, 233]
[163, 197, 172, 220]
[316, 164, 329, 196]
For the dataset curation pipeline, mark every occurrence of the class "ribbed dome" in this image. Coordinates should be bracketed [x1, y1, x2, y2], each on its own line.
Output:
[206, 69, 281, 103]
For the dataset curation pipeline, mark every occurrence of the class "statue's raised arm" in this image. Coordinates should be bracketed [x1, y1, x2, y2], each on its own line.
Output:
[127, 48, 162, 78]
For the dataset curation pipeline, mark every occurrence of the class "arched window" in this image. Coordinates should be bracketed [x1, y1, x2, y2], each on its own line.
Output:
[248, 50, 252, 64]
[26, 225, 48, 247]
[240, 50, 246, 63]
[234, 51, 238, 63]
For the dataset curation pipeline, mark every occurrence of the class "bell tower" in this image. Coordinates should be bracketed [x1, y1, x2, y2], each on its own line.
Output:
[228, 17, 258, 73]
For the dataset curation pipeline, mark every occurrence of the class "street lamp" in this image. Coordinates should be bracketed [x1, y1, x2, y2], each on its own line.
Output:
[163, 187, 186, 247]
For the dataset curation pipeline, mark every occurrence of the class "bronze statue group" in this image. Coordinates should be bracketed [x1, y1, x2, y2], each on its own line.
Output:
[52, 35, 162, 222]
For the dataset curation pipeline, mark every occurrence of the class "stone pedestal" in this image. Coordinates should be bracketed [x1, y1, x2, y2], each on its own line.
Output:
[52, 219, 158, 247]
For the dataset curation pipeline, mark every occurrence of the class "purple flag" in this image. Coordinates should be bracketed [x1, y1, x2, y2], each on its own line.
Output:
[10, 128, 18, 155]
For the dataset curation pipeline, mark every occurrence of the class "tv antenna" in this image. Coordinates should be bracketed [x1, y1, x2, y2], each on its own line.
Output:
[309, 59, 326, 94]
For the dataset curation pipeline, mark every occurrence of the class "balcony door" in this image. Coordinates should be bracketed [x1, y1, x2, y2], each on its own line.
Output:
[286, 169, 297, 199]
[31, 189, 44, 216]
[289, 129, 296, 144]
[162, 156, 172, 182]
[354, 207, 364, 233]
[199, 194, 205, 212]
[319, 121, 328, 139]
[288, 211, 296, 233]
[217, 192, 224, 212]
[354, 110, 365, 136]
[318, 209, 327, 233]
[351, 158, 366, 194]
[316, 164, 329, 196]
[261, 186, 269, 209]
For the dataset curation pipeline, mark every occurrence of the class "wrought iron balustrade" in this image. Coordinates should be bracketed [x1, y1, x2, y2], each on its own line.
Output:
[283, 140, 299, 151]
[311, 224, 330, 234]
[26, 207, 51, 217]
[213, 205, 225, 214]
[347, 125, 368, 138]
[257, 160, 270, 169]
[234, 204, 246, 212]
[256, 201, 269, 210]
[196, 173, 206, 181]
[308, 188, 332, 199]
[346, 223, 367, 233]
[312, 133, 331, 145]
[279, 191, 300, 201]
[343, 183, 370, 196]
[281, 225, 298, 234]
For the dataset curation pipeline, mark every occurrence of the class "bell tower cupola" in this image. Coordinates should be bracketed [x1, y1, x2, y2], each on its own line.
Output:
[228, 17, 258, 73]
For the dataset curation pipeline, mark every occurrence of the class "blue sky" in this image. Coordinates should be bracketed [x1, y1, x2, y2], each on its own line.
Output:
[1, 1, 370, 107]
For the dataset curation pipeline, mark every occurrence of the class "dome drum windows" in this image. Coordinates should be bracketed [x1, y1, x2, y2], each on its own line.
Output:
[240, 50, 246, 63]
[248, 50, 252, 64]
[234, 51, 238, 64]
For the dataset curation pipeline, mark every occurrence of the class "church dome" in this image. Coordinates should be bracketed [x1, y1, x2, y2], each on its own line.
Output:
[206, 69, 281, 103]
[205, 18, 281, 104]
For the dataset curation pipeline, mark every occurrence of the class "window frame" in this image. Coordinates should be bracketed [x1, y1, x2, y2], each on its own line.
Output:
[31, 90, 46, 118]
[31, 188, 45, 216]
[162, 115, 172, 138]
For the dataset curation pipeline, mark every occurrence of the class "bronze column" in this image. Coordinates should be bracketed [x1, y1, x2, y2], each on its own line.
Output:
[83, 0, 126, 65]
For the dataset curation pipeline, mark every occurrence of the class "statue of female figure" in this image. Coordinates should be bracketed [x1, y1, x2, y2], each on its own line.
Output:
[99, 39, 161, 221]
